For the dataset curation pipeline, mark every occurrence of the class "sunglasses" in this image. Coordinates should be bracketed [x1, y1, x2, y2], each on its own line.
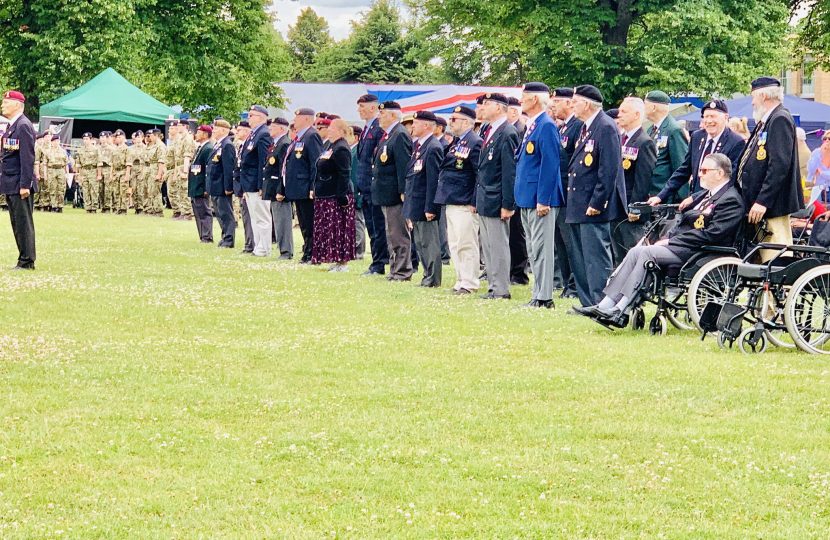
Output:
[822, 137, 830, 142]
[699, 168, 721, 175]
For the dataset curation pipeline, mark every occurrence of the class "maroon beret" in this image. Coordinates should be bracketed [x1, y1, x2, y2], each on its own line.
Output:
[3, 90, 24, 103]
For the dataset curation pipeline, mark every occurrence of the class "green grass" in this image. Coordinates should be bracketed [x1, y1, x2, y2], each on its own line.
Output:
[0, 208, 829, 539]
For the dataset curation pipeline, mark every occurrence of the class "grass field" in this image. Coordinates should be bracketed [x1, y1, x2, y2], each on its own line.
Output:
[0, 208, 829, 539]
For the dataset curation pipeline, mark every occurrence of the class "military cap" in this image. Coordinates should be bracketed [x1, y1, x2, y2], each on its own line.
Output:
[99, 131, 109, 137]
[507, 96, 521, 108]
[606, 108, 619, 119]
[402, 113, 415, 124]
[357, 94, 378, 104]
[482, 92, 509, 106]
[269, 117, 289, 127]
[132, 130, 144, 138]
[412, 110, 438, 123]
[3, 90, 24, 103]
[249, 104, 268, 116]
[315, 111, 329, 119]
[751, 76, 781, 91]
[328, 114, 341, 120]
[82, 132, 93, 138]
[51, 135, 60, 141]
[237, 120, 251, 128]
[522, 82, 550, 94]
[294, 107, 315, 116]
[352, 125, 364, 137]
[379, 101, 402, 111]
[552, 87, 574, 99]
[314, 117, 332, 126]
[574, 85, 603, 104]
[644, 90, 671, 104]
[453, 105, 476, 120]
[113, 129, 126, 136]
[701, 99, 729, 116]
[197, 125, 213, 134]
[213, 119, 231, 129]
[177, 120, 191, 126]
[475, 94, 486, 105]
[435, 116, 447, 128]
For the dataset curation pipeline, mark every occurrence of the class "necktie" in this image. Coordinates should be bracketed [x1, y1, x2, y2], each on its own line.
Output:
[414, 141, 421, 154]
[482, 125, 492, 144]
[736, 121, 764, 182]
[621, 133, 629, 146]
[701, 138, 714, 162]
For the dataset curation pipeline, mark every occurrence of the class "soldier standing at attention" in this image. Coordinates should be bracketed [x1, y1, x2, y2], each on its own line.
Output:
[98, 131, 113, 212]
[44, 136, 68, 213]
[165, 124, 181, 218]
[76, 133, 100, 213]
[110, 129, 129, 214]
[126, 131, 145, 213]
[176, 121, 196, 220]
[33, 133, 46, 211]
[145, 129, 167, 217]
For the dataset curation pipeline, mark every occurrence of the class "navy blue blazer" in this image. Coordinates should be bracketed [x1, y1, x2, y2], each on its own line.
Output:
[514, 113, 563, 208]
[207, 136, 236, 197]
[263, 134, 289, 201]
[621, 127, 657, 205]
[238, 124, 270, 193]
[403, 135, 443, 221]
[371, 123, 413, 207]
[0, 114, 37, 195]
[558, 115, 584, 203]
[566, 111, 627, 224]
[356, 117, 384, 194]
[187, 140, 213, 197]
[284, 127, 324, 201]
[434, 130, 482, 206]
[657, 127, 746, 201]
[474, 120, 520, 217]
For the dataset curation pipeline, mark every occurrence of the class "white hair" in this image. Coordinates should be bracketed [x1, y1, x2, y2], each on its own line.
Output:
[622, 97, 645, 119]
[533, 93, 550, 108]
[588, 101, 602, 112]
[392, 110, 403, 121]
[758, 86, 784, 102]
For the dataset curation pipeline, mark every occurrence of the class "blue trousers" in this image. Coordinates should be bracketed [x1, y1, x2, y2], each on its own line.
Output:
[569, 221, 614, 306]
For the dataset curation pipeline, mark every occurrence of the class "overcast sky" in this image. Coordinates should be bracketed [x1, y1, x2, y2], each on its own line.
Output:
[272, 0, 373, 40]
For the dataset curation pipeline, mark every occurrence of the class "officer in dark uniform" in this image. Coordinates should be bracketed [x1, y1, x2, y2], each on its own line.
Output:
[356, 94, 390, 276]
[265, 117, 293, 259]
[187, 125, 215, 243]
[0, 90, 37, 270]
[284, 107, 324, 263]
[233, 121, 255, 254]
[207, 119, 236, 248]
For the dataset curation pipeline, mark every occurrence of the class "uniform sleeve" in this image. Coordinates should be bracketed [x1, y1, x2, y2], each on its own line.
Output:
[306, 134, 324, 188]
[424, 144, 442, 215]
[256, 134, 270, 191]
[335, 145, 352, 206]
[633, 138, 658, 204]
[755, 115, 796, 208]
[19, 123, 36, 190]
[668, 193, 745, 251]
[469, 137, 483, 206]
[537, 123, 562, 207]
[222, 143, 236, 193]
[658, 137, 694, 201]
[589, 124, 622, 212]
[394, 132, 413, 197]
[500, 129, 519, 210]
[669, 128, 687, 173]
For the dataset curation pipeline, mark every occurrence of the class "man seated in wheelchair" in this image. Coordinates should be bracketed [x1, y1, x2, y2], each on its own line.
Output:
[575, 153, 745, 324]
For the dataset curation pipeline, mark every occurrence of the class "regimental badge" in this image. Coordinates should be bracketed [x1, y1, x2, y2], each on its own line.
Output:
[623, 159, 631, 170]
[585, 153, 593, 167]
[456, 159, 464, 170]
[694, 214, 705, 229]
[413, 159, 423, 173]
[526, 141, 535, 154]
[380, 145, 388, 163]
[269, 157, 276, 165]
[212, 154, 219, 163]
[757, 147, 767, 161]
[585, 140, 594, 153]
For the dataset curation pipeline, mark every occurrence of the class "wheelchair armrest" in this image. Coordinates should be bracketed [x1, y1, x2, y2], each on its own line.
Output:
[788, 244, 830, 255]
[756, 242, 789, 251]
[700, 245, 737, 254]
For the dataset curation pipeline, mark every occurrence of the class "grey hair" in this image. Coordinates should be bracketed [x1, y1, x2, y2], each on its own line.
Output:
[758, 86, 784, 102]
[588, 101, 602, 112]
[622, 96, 645, 119]
[703, 152, 732, 178]
[392, 110, 403, 121]
[534, 93, 550, 108]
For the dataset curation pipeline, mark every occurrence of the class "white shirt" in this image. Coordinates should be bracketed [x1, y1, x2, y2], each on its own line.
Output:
[652, 114, 668, 132]
[761, 103, 780, 125]
[484, 116, 507, 145]
[416, 133, 433, 147]
[622, 126, 641, 143]
[8, 112, 22, 127]
[384, 121, 400, 135]
[699, 129, 725, 169]
[582, 109, 602, 131]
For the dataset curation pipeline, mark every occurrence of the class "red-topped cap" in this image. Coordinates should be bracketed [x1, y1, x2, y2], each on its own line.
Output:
[3, 90, 25, 103]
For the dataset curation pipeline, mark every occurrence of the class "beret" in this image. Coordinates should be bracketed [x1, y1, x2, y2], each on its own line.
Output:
[213, 119, 231, 129]
[751, 76, 781, 91]
[114, 129, 125, 136]
[328, 114, 341, 120]
[644, 90, 671, 104]
[314, 118, 332, 126]
[197, 125, 213, 134]
[82, 132, 93, 138]
[269, 117, 289, 127]
[507, 96, 521, 107]
[51, 135, 60, 141]
[701, 99, 729, 116]
[132, 131, 143, 137]
[434, 117, 447, 128]
[99, 131, 109, 137]
[413, 110, 438, 122]
[574, 85, 603, 104]
[606, 108, 619, 119]
[3, 90, 24, 103]
[522, 82, 550, 94]
[453, 105, 476, 120]
[475, 94, 486, 105]
[552, 87, 574, 98]
[147, 128, 162, 135]
[237, 120, 251, 128]
[294, 107, 315, 116]
[315, 111, 329, 118]
[351, 125, 363, 137]
[249, 104, 268, 115]
[357, 93, 379, 104]
[379, 101, 402, 111]
[402, 113, 415, 123]
[482, 92, 508, 106]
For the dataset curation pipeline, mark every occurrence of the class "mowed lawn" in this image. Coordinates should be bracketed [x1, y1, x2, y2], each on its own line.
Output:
[0, 208, 828, 540]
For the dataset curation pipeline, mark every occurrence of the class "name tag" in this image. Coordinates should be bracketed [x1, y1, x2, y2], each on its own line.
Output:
[320, 149, 333, 160]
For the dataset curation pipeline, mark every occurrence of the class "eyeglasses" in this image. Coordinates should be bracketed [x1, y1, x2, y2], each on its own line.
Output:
[822, 136, 830, 142]
[699, 168, 721, 175]
[449, 117, 465, 122]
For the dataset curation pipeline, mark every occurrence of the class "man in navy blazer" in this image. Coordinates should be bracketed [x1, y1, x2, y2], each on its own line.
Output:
[239, 105, 273, 257]
[207, 119, 237, 248]
[514, 82, 562, 308]
[284, 108, 324, 263]
[403, 111, 444, 287]
[566, 85, 627, 306]
[356, 94, 389, 275]
[0, 91, 37, 270]
[650, 99, 746, 205]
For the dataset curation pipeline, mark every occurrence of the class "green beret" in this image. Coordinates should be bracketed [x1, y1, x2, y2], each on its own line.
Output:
[645, 91, 671, 105]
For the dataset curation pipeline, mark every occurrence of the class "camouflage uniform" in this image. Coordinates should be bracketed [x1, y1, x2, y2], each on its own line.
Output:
[147, 140, 167, 215]
[176, 132, 196, 218]
[126, 143, 144, 213]
[44, 145, 68, 210]
[76, 145, 101, 212]
[109, 143, 129, 213]
[98, 142, 113, 212]
[165, 137, 178, 216]
[34, 140, 48, 209]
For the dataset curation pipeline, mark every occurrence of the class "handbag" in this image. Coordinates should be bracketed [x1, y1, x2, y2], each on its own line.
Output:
[809, 218, 830, 247]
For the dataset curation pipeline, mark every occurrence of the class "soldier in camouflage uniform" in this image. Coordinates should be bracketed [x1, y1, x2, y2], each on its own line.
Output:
[98, 131, 114, 212]
[34, 133, 49, 211]
[165, 124, 180, 218]
[126, 131, 145, 214]
[44, 136, 68, 212]
[109, 130, 129, 214]
[176, 121, 196, 220]
[145, 128, 167, 216]
[75, 132, 100, 213]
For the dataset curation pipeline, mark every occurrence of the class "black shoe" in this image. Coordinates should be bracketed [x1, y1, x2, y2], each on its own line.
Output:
[388, 275, 412, 282]
[522, 299, 554, 309]
[11, 265, 34, 271]
[362, 269, 384, 277]
[239, 250, 253, 255]
[480, 292, 511, 300]
[511, 276, 530, 286]
[479, 272, 488, 280]
[200, 239, 213, 244]
[594, 306, 621, 320]
[298, 258, 311, 265]
[102, 209, 110, 214]
[453, 288, 472, 295]
[559, 291, 578, 299]
[573, 305, 598, 317]
[87, 210, 96, 214]
[56, 207, 63, 213]
[217, 244, 233, 249]
[278, 254, 293, 260]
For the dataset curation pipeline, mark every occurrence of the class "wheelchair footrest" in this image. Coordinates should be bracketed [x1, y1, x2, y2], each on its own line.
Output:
[715, 302, 747, 338]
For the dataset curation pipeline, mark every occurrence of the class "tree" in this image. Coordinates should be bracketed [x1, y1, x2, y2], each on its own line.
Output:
[287, 8, 332, 81]
[795, 1, 830, 67]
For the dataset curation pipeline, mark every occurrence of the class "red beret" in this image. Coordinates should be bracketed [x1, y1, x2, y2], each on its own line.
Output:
[197, 125, 213, 134]
[4, 90, 25, 103]
[314, 118, 332, 127]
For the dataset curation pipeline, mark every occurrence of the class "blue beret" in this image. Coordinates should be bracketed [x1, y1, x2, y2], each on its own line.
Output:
[249, 104, 268, 115]
[701, 99, 729, 115]
[294, 107, 315, 116]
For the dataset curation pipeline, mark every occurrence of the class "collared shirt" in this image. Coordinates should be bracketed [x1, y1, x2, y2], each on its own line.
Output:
[564, 113, 575, 126]
[761, 103, 781, 125]
[695, 181, 729, 210]
[364, 115, 378, 131]
[699, 129, 724, 169]
[484, 116, 507, 145]
[583, 109, 602, 131]
[296, 126, 311, 140]
[8, 112, 22, 127]
[652, 114, 668, 133]
[384, 121, 400, 135]
[416, 133, 433, 147]
[525, 111, 545, 134]
[623, 126, 642, 142]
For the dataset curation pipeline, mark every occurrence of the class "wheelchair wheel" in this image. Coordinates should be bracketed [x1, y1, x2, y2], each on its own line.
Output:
[784, 266, 830, 354]
[629, 307, 646, 331]
[648, 314, 667, 336]
[687, 257, 742, 332]
[666, 306, 694, 331]
[757, 288, 796, 349]
[717, 331, 733, 349]
[738, 327, 768, 354]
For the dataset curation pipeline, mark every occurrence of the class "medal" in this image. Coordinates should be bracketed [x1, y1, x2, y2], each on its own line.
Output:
[623, 158, 631, 170]
[380, 152, 388, 163]
[488, 149, 494, 161]
[414, 159, 423, 172]
[561, 136, 568, 148]
[585, 139, 594, 153]
[585, 153, 593, 167]
[455, 159, 463, 170]
[694, 215, 705, 229]
[757, 147, 767, 160]
[526, 141, 534, 154]
[269, 157, 275, 165]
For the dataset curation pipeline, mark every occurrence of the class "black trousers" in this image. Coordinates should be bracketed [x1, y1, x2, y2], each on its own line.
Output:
[294, 198, 315, 261]
[7, 193, 36, 268]
[240, 197, 254, 252]
[212, 195, 235, 247]
[361, 192, 389, 273]
[509, 210, 529, 283]
[553, 207, 577, 296]
[191, 195, 214, 242]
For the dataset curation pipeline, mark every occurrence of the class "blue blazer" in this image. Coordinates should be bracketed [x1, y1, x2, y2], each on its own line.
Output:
[207, 136, 236, 197]
[356, 117, 384, 193]
[284, 127, 324, 201]
[0, 114, 37, 195]
[238, 124, 270, 193]
[403, 135, 444, 221]
[657, 127, 746, 201]
[514, 113, 563, 208]
[435, 130, 482, 206]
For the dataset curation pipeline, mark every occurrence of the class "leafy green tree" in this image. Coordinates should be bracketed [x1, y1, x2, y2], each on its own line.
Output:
[795, 1, 830, 67]
[287, 8, 332, 81]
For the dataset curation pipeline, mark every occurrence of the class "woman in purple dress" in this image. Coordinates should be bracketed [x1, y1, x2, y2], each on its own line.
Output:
[311, 119, 356, 270]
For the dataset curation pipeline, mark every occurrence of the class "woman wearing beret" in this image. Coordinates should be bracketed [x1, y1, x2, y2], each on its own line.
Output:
[311, 119, 356, 270]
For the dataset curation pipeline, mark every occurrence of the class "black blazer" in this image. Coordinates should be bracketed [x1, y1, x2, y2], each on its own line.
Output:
[238, 124, 270, 193]
[665, 185, 745, 260]
[187, 140, 213, 197]
[313, 138, 352, 206]
[474, 120, 520, 217]
[356, 117, 384, 193]
[284, 127, 324, 201]
[371, 122, 413, 207]
[566, 111, 627, 224]
[263, 134, 289, 201]
[558, 115, 584, 202]
[736, 104, 804, 218]
[403, 135, 443, 221]
[435, 129, 482, 206]
[513, 119, 527, 139]
[207, 136, 236, 197]
[0, 114, 37, 195]
[658, 127, 746, 201]
[621, 127, 657, 205]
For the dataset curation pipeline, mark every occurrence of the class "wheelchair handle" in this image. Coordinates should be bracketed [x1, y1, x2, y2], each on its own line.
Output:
[628, 202, 679, 211]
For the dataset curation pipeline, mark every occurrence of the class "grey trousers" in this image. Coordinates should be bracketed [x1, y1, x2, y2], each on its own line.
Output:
[604, 245, 683, 304]
[479, 215, 511, 297]
[611, 218, 646, 267]
[413, 219, 442, 287]
[521, 207, 557, 302]
[271, 200, 294, 257]
[382, 204, 413, 279]
[212, 195, 235, 247]
[355, 207, 367, 258]
[191, 195, 214, 242]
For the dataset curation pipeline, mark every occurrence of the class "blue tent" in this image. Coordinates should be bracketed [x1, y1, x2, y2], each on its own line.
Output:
[676, 94, 830, 150]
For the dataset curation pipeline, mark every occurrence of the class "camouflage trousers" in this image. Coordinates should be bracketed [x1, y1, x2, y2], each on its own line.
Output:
[47, 167, 65, 209]
[131, 170, 143, 212]
[80, 168, 100, 211]
[104, 171, 122, 212]
[115, 169, 130, 212]
[143, 171, 163, 214]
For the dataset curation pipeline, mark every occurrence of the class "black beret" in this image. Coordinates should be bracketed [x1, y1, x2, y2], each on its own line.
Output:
[606, 108, 619, 119]
[99, 131, 110, 137]
[178, 120, 191, 126]
[132, 130, 144, 137]
[237, 121, 251, 128]
[249, 104, 268, 115]
[751, 76, 781, 91]
[482, 92, 508, 106]
[82, 132, 93, 138]
[357, 94, 379, 104]
[294, 107, 315, 116]
[412, 110, 438, 122]
[113, 129, 125, 136]
[701, 99, 729, 116]
[269, 117, 289, 127]
[435, 117, 447, 128]
[453, 105, 476, 120]
[315, 111, 328, 118]
[574, 85, 603, 104]
[146, 128, 159, 135]
[51, 135, 60, 141]
[379, 101, 401, 111]
[351, 125, 363, 137]
[553, 87, 574, 98]
[507, 96, 521, 107]
[522, 82, 550, 94]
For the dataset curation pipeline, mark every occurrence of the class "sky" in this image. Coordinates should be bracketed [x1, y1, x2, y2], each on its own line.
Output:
[272, 0, 373, 40]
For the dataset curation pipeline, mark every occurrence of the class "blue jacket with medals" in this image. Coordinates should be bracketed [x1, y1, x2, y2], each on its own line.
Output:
[434, 130, 482, 207]
[238, 124, 270, 193]
[284, 127, 324, 201]
[514, 112, 563, 208]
